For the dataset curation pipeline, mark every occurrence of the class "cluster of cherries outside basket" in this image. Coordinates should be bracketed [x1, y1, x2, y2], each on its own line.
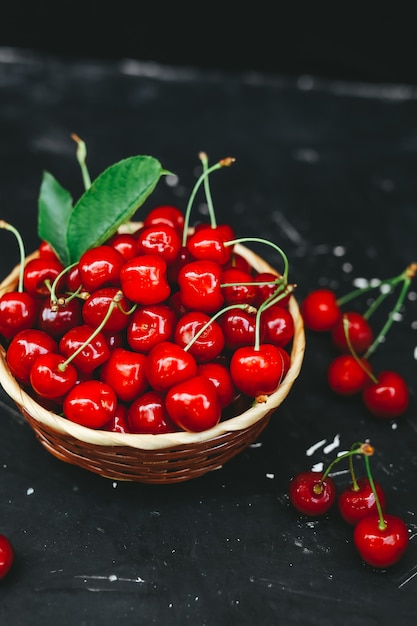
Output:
[0, 139, 298, 436]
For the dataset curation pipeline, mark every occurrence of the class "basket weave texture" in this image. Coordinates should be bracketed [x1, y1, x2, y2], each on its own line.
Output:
[0, 242, 305, 483]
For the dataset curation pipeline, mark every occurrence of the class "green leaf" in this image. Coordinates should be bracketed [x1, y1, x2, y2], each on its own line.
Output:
[38, 171, 74, 267]
[66, 155, 168, 264]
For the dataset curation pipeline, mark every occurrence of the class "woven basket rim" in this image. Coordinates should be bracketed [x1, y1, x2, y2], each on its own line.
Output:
[0, 240, 305, 451]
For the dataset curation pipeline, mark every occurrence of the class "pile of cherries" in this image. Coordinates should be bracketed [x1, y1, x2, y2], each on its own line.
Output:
[289, 442, 409, 569]
[300, 262, 416, 420]
[0, 156, 296, 435]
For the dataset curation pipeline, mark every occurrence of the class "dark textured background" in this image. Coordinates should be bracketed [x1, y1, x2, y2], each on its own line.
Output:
[1, 12, 417, 626]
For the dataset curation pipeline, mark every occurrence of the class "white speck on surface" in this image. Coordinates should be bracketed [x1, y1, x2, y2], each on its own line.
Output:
[353, 277, 369, 289]
[109, 575, 117, 582]
[165, 174, 179, 187]
[250, 442, 262, 448]
[306, 438, 326, 456]
[342, 262, 353, 273]
[408, 291, 417, 301]
[311, 462, 324, 472]
[26, 487, 34, 495]
[392, 312, 403, 322]
[414, 346, 417, 360]
[323, 434, 340, 454]
[112, 482, 118, 488]
[391, 422, 398, 430]
[333, 246, 346, 257]
[266, 473, 274, 479]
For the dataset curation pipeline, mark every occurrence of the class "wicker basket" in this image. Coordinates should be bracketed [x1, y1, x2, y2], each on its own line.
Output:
[0, 241, 305, 484]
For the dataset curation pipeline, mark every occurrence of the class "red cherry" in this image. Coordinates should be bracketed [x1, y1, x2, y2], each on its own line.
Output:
[197, 361, 236, 408]
[100, 347, 148, 403]
[165, 375, 221, 432]
[59, 324, 110, 375]
[301, 289, 341, 331]
[103, 402, 131, 433]
[136, 223, 182, 263]
[82, 287, 132, 334]
[338, 477, 386, 525]
[331, 312, 374, 354]
[220, 267, 257, 305]
[222, 252, 252, 273]
[78, 245, 125, 292]
[0, 291, 38, 340]
[353, 513, 409, 568]
[289, 471, 337, 516]
[145, 341, 198, 391]
[63, 380, 117, 428]
[260, 303, 295, 348]
[38, 240, 60, 261]
[143, 205, 185, 234]
[327, 355, 372, 395]
[6, 328, 58, 385]
[177, 260, 224, 313]
[23, 257, 65, 297]
[29, 352, 78, 399]
[362, 370, 409, 419]
[230, 343, 288, 397]
[174, 311, 225, 363]
[120, 254, 171, 305]
[0, 534, 14, 580]
[126, 304, 176, 353]
[127, 390, 177, 434]
[254, 272, 289, 308]
[219, 307, 256, 350]
[107, 232, 138, 261]
[37, 296, 83, 339]
[186, 228, 232, 265]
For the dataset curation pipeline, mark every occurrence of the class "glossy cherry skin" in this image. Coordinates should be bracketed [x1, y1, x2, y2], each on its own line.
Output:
[331, 312, 373, 354]
[353, 513, 409, 568]
[254, 272, 290, 308]
[289, 471, 337, 516]
[220, 267, 257, 305]
[143, 205, 185, 234]
[78, 245, 125, 292]
[0, 534, 14, 580]
[197, 361, 236, 408]
[120, 254, 171, 305]
[107, 232, 138, 261]
[82, 287, 132, 334]
[362, 371, 409, 419]
[222, 252, 252, 274]
[301, 289, 341, 332]
[165, 375, 221, 432]
[145, 341, 198, 391]
[103, 402, 131, 434]
[177, 260, 224, 313]
[186, 228, 232, 265]
[23, 257, 65, 297]
[174, 311, 225, 363]
[0, 291, 38, 340]
[6, 328, 58, 385]
[37, 296, 83, 339]
[59, 325, 110, 375]
[29, 352, 78, 399]
[338, 477, 386, 525]
[126, 304, 176, 353]
[219, 307, 256, 350]
[38, 240, 60, 261]
[100, 347, 148, 403]
[127, 390, 177, 434]
[260, 303, 295, 348]
[230, 343, 288, 397]
[327, 355, 372, 395]
[63, 380, 117, 429]
[136, 223, 182, 263]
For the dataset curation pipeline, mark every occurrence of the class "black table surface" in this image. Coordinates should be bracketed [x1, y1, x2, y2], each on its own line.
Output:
[0, 47, 417, 626]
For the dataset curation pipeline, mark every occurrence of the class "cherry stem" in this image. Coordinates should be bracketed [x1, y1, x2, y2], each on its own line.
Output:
[363, 272, 413, 359]
[318, 442, 374, 491]
[182, 302, 257, 352]
[199, 152, 217, 229]
[49, 261, 79, 308]
[71, 133, 92, 191]
[225, 237, 289, 283]
[0, 220, 27, 292]
[342, 316, 377, 383]
[181, 155, 235, 246]
[58, 290, 124, 370]
[363, 453, 386, 531]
